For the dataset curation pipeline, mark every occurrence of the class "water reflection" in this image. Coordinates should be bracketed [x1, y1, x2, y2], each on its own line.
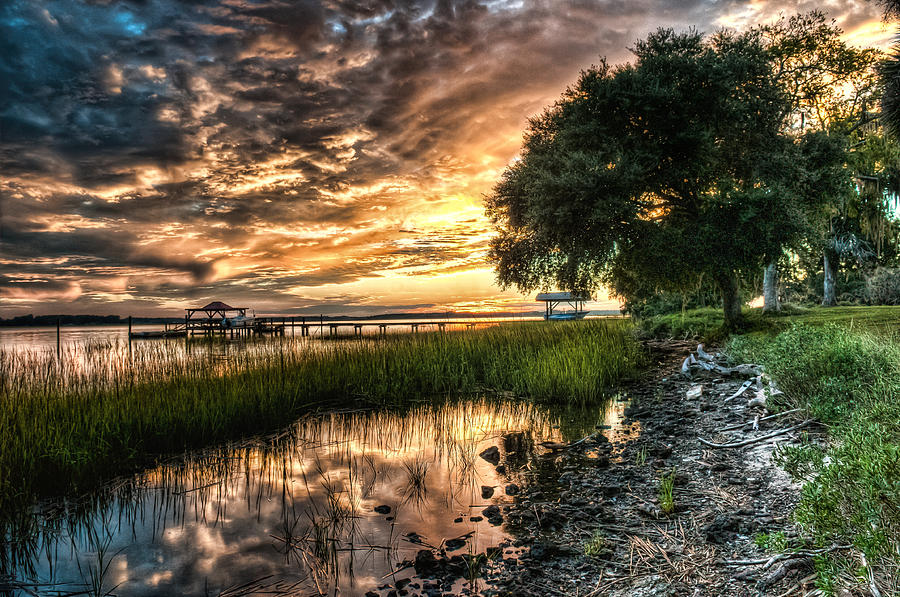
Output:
[3, 397, 624, 596]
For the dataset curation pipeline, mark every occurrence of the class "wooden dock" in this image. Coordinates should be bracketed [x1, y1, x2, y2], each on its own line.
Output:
[129, 315, 546, 340]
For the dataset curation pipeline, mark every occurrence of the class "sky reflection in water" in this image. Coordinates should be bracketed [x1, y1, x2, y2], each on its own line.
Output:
[8, 397, 629, 595]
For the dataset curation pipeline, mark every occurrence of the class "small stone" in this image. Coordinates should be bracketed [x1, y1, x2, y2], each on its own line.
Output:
[453, 517, 463, 523]
[470, 515, 483, 522]
[374, 504, 391, 514]
[479, 445, 501, 465]
[505, 483, 520, 496]
[483, 504, 501, 518]
[495, 464, 506, 474]
[481, 485, 494, 499]
[414, 549, 439, 574]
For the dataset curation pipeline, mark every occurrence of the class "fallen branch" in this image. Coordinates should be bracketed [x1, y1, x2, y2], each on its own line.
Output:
[724, 379, 754, 402]
[723, 544, 853, 567]
[724, 408, 804, 430]
[698, 420, 812, 449]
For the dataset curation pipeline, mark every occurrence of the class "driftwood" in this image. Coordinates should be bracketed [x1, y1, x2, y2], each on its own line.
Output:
[698, 420, 812, 449]
[715, 409, 803, 433]
[696, 343, 715, 361]
[724, 379, 754, 402]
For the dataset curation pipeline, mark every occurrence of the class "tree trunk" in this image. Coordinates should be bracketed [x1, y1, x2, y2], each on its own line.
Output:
[762, 262, 780, 313]
[822, 250, 837, 307]
[717, 272, 743, 329]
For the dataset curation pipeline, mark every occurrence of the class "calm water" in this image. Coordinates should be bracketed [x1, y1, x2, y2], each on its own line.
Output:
[1, 320, 635, 595]
[2, 397, 635, 596]
[0, 317, 546, 352]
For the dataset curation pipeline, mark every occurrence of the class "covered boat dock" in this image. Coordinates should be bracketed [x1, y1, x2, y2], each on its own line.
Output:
[536, 292, 591, 321]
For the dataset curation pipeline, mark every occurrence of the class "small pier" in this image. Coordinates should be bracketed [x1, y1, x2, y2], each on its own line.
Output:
[128, 299, 622, 341]
[129, 301, 527, 340]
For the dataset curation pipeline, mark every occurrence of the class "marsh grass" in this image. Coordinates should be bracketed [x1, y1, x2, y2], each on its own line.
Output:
[583, 531, 607, 557]
[729, 324, 900, 594]
[658, 468, 676, 516]
[0, 320, 642, 525]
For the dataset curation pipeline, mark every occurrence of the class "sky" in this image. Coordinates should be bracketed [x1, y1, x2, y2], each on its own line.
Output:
[0, 0, 895, 317]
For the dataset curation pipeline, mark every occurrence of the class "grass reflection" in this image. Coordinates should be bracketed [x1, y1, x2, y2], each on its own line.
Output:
[2, 397, 617, 595]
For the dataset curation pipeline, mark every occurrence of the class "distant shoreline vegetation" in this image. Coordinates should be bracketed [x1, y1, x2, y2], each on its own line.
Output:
[0, 310, 625, 327]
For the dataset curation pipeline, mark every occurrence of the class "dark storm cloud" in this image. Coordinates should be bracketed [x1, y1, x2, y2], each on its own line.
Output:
[0, 0, 888, 315]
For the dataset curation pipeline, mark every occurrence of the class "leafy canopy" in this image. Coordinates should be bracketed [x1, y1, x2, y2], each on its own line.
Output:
[486, 28, 821, 318]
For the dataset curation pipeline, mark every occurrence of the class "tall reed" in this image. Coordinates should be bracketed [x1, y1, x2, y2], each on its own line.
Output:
[0, 320, 643, 510]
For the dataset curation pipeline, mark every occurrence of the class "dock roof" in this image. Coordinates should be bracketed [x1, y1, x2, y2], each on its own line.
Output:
[535, 292, 590, 301]
[197, 301, 240, 311]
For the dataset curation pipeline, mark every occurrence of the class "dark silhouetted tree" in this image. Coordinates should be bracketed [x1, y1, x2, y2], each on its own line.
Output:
[486, 29, 806, 329]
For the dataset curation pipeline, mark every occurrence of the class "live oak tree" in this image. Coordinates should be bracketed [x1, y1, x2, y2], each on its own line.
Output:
[486, 29, 804, 329]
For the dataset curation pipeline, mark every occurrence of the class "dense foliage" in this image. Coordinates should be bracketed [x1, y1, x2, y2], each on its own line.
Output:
[486, 26, 859, 328]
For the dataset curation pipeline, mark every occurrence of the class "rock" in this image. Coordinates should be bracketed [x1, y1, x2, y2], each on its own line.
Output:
[483, 504, 501, 518]
[414, 549, 439, 574]
[374, 504, 391, 514]
[470, 516, 483, 522]
[481, 485, 494, 499]
[686, 385, 703, 399]
[488, 516, 504, 526]
[558, 471, 576, 484]
[505, 483, 520, 496]
[651, 444, 672, 458]
[637, 503, 661, 519]
[444, 537, 467, 551]
[598, 484, 620, 496]
[453, 517, 463, 523]
[479, 446, 501, 465]
[396, 578, 411, 589]
[495, 464, 506, 474]
[365, 592, 378, 597]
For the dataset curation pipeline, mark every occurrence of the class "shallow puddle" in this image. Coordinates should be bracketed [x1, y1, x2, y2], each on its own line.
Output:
[4, 397, 630, 596]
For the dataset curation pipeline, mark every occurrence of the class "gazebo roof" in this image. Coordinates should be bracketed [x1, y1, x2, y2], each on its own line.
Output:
[198, 301, 237, 311]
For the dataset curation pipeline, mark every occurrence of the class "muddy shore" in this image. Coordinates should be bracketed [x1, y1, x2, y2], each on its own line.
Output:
[371, 340, 816, 597]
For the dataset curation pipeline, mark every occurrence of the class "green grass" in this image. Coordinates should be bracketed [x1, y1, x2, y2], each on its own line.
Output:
[0, 320, 644, 514]
[729, 323, 900, 594]
[583, 531, 607, 557]
[658, 468, 676, 516]
[638, 304, 900, 341]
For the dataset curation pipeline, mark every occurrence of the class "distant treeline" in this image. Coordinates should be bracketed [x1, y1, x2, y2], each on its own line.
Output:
[1, 310, 622, 327]
[0, 315, 181, 327]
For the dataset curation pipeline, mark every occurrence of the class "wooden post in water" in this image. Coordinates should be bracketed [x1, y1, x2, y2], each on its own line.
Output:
[56, 317, 60, 359]
[320, 314, 324, 336]
[128, 316, 133, 350]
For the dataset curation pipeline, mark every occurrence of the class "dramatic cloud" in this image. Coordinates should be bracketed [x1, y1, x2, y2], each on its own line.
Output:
[0, 0, 892, 316]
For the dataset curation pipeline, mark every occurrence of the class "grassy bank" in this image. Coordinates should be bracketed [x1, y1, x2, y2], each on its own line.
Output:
[638, 304, 900, 340]
[729, 323, 900, 593]
[0, 320, 644, 511]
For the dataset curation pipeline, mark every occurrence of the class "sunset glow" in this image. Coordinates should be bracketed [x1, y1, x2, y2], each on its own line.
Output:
[1, 0, 893, 316]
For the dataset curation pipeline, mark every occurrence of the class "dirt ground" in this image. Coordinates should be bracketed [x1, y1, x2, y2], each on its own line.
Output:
[479, 340, 817, 597]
